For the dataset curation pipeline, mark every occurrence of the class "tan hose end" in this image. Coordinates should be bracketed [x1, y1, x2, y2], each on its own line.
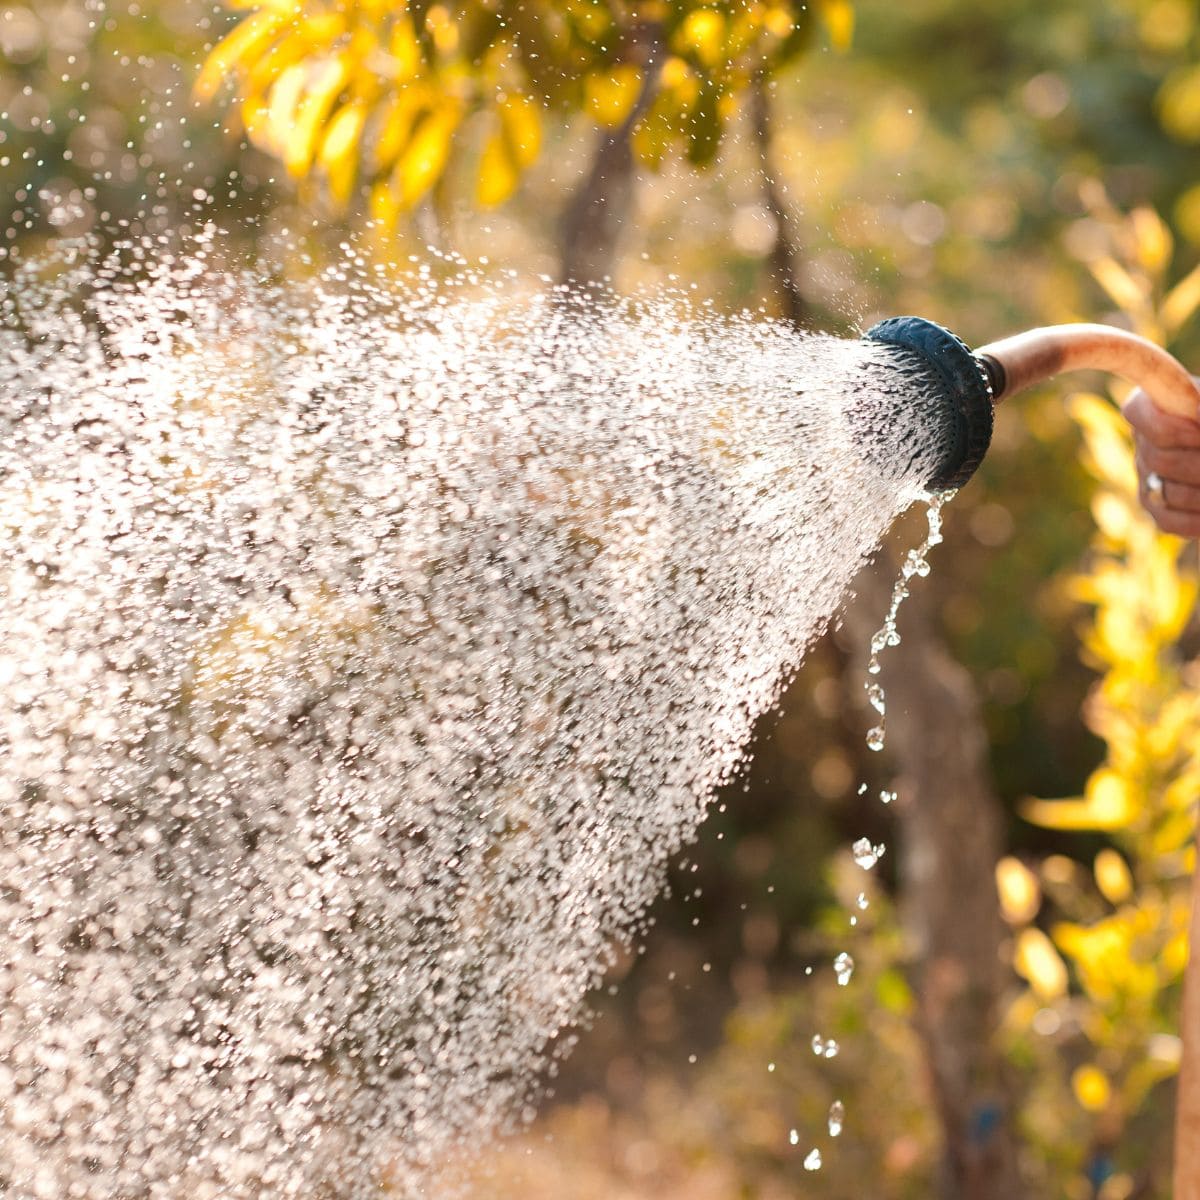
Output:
[976, 324, 1200, 421]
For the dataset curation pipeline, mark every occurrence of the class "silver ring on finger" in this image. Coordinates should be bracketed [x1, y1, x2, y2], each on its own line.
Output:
[1146, 471, 1166, 506]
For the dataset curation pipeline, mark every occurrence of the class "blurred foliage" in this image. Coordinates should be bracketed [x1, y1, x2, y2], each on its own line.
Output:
[995, 201, 1200, 1200]
[196, 0, 852, 219]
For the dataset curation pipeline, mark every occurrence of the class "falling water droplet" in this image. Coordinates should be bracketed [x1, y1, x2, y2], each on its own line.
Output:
[789, 1128, 800, 1146]
[852, 838, 880, 869]
[811, 1035, 840, 1059]
[828, 1100, 845, 1137]
[833, 952, 855, 986]
[879, 788, 896, 805]
[859, 493, 947, 770]
[804, 1148, 823, 1171]
[855, 892, 869, 910]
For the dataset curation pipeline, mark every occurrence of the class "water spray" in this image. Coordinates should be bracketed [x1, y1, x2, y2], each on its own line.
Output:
[6, 240, 1200, 1195]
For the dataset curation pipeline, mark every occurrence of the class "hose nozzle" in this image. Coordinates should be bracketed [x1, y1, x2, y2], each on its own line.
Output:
[864, 316, 995, 492]
[863, 317, 1200, 493]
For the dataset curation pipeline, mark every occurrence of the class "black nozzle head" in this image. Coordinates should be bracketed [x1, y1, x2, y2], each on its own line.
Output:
[865, 316, 994, 492]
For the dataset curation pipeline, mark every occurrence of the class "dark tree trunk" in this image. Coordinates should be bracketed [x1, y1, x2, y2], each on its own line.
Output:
[845, 554, 1026, 1200]
[749, 74, 807, 328]
[559, 29, 662, 290]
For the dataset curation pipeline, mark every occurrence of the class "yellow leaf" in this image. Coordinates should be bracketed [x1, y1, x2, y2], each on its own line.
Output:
[245, 14, 346, 97]
[1053, 918, 1131, 1002]
[369, 177, 402, 226]
[1070, 393, 1138, 493]
[1162, 260, 1200, 334]
[677, 9, 725, 67]
[1159, 63, 1200, 142]
[387, 15, 423, 82]
[1150, 806, 1198, 857]
[476, 131, 519, 207]
[764, 6, 795, 38]
[284, 54, 350, 177]
[423, 3, 459, 55]
[1014, 927, 1069, 999]
[393, 105, 459, 208]
[822, 0, 855, 51]
[1094, 848, 1133, 904]
[259, 62, 309, 156]
[1130, 206, 1173, 274]
[499, 94, 542, 167]
[660, 55, 692, 91]
[194, 10, 287, 103]
[1071, 389, 1128, 440]
[318, 101, 368, 207]
[1072, 1064, 1112, 1112]
[1091, 492, 1134, 542]
[1140, 0, 1194, 52]
[1163, 925, 1190, 978]
[1022, 769, 1138, 832]
[996, 856, 1041, 924]
[1090, 256, 1148, 312]
[585, 65, 644, 127]
[373, 89, 427, 171]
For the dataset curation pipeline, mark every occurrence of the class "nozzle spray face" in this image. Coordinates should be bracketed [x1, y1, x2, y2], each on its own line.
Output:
[864, 316, 994, 491]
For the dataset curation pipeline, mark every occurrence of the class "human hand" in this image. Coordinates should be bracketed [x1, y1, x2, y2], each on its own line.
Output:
[1122, 383, 1200, 538]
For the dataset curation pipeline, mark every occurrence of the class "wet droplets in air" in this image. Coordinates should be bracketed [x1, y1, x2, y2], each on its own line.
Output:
[852, 837, 886, 870]
[804, 1148, 823, 1171]
[812, 1035, 840, 1059]
[0, 235, 958, 1198]
[833, 951, 855, 986]
[828, 1099, 846, 1137]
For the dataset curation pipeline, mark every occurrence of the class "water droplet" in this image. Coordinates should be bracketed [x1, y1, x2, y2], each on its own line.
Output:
[852, 838, 885, 870]
[789, 1128, 799, 1146]
[866, 725, 885, 751]
[852, 837, 876, 868]
[811, 1035, 840, 1059]
[833, 952, 854, 986]
[828, 1100, 845, 1137]
[804, 1148, 823, 1171]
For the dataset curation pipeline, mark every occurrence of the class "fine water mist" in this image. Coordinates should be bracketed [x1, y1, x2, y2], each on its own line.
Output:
[0, 237, 953, 1197]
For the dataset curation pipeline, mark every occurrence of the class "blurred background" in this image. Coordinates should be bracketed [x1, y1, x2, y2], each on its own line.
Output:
[5, 1, 1200, 1196]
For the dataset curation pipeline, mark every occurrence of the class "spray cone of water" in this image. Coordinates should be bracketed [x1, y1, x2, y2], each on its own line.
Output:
[0, 237, 966, 1196]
